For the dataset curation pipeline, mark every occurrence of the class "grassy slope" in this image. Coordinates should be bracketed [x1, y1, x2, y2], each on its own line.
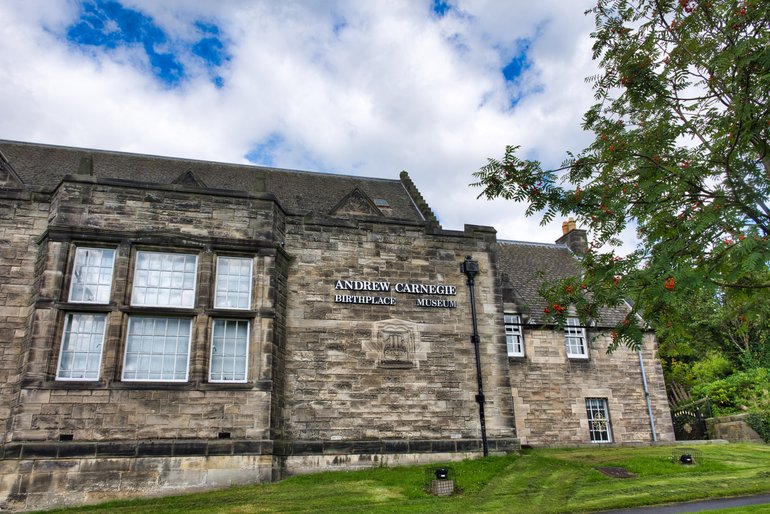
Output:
[39, 443, 770, 514]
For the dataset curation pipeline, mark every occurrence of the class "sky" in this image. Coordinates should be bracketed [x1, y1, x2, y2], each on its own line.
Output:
[0, 0, 612, 245]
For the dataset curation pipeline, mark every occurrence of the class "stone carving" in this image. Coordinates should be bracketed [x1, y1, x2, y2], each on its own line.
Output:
[172, 169, 207, 188]
[330, 187, 384, 217]
[368, 319, 420, 368]
[0, 152, 23, 189]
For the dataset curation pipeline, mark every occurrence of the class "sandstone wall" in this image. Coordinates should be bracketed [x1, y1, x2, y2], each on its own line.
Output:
[281, 220, 517, 444]
[0, 177, 287, 509]
[9, 178, 283, 442]
[0, 450, 275, 511]
[707, 414, 764, 442]
[508, 330, 674, 445]
[0, 190, 49, 444]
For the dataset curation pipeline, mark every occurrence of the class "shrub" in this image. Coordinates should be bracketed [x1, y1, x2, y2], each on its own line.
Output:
[666, 351, 733, 391]
[691, 368, 770, 416]
[690, 352, 733, 384]
[746, 411, 770, 443]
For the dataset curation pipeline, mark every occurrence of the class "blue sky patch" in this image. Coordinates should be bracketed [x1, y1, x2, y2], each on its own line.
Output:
[192, 22, 227, 66]
[432, 0, 451, 17]
[502, 38, 531, 83]
[245, 133, 286, 167]
[191, 21, 229, 87]
[66, 0, 229, 88]
[501, 37, 538, 107]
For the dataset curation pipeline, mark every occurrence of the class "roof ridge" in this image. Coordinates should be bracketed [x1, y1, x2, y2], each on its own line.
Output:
[498, 239, 567, 248]
[0, 139, 401, 184]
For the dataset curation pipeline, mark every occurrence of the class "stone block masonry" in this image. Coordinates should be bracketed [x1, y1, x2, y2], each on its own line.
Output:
[281, 220, 516, 444]
[0, 141, 675, 511]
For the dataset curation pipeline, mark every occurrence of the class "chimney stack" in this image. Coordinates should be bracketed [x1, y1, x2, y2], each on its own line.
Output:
[561, 218, 577, 235]
[556, 217, 587, 255]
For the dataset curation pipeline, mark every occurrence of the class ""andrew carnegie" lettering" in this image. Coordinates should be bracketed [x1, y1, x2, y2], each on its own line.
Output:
[334, 280, 456, 296]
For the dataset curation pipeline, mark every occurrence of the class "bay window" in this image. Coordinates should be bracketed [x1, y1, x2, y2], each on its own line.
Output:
[54, 244, 256, 385]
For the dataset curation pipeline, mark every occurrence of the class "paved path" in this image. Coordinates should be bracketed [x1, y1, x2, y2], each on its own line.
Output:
[600, 493, 770, 513]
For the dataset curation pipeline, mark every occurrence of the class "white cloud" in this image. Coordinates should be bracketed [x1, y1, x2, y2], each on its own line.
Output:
[0, 0, 611, 245]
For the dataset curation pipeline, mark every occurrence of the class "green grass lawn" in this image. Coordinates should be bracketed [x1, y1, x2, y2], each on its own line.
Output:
[39, 442, 770, 514]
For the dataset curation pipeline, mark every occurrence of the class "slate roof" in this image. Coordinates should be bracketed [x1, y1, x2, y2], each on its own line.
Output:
[0, 140, 427, 222]
[496, 240, 630, 327]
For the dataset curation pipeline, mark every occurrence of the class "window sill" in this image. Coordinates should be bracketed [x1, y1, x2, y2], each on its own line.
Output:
[121, 306, 197, 316]
[53, 302, 115, 313]
[20, 379, 261, 391]
[206, 308, 258, 318]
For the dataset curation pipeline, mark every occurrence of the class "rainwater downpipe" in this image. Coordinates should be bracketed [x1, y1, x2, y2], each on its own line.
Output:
[638, 349, 658, 442]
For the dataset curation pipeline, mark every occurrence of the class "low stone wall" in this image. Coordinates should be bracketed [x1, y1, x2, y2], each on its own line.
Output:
[0, 452, 276, 512]
[706, 414, 764, 442]
[0, 437, 519, 511]
[280, 438, 519, 475]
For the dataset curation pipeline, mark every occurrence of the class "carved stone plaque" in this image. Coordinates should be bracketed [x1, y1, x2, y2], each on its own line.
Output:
[368, 319, 421, 368]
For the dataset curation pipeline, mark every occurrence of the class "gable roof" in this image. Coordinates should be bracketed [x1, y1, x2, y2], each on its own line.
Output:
[0, 140, 427, 222]
[496, 240, 629, 327]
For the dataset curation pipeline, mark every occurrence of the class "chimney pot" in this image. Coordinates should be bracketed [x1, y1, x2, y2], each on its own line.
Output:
[556, 218, 587, 255]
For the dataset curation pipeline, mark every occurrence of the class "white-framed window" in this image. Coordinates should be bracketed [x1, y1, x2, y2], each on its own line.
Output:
[209, 319, 250, 382]
[504, 313, 524, 357]
[131, 251, 198, 308]
[69, 247, 116, 303]
[214, 256, 253, 310]
[586, 397, 612, 443]
[565, 317, 588, 359]
[122, 316, 192, 382]
[56, 313, 107, 380]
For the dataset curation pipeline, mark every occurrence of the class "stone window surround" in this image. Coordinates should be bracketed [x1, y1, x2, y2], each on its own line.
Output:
[44, 239, 261, 389]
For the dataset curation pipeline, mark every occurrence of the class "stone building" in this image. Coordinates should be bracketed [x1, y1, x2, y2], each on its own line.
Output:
[0, 140, 674, 510]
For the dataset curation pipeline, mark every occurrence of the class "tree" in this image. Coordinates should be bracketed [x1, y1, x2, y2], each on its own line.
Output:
[473, 0, 770, 351]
